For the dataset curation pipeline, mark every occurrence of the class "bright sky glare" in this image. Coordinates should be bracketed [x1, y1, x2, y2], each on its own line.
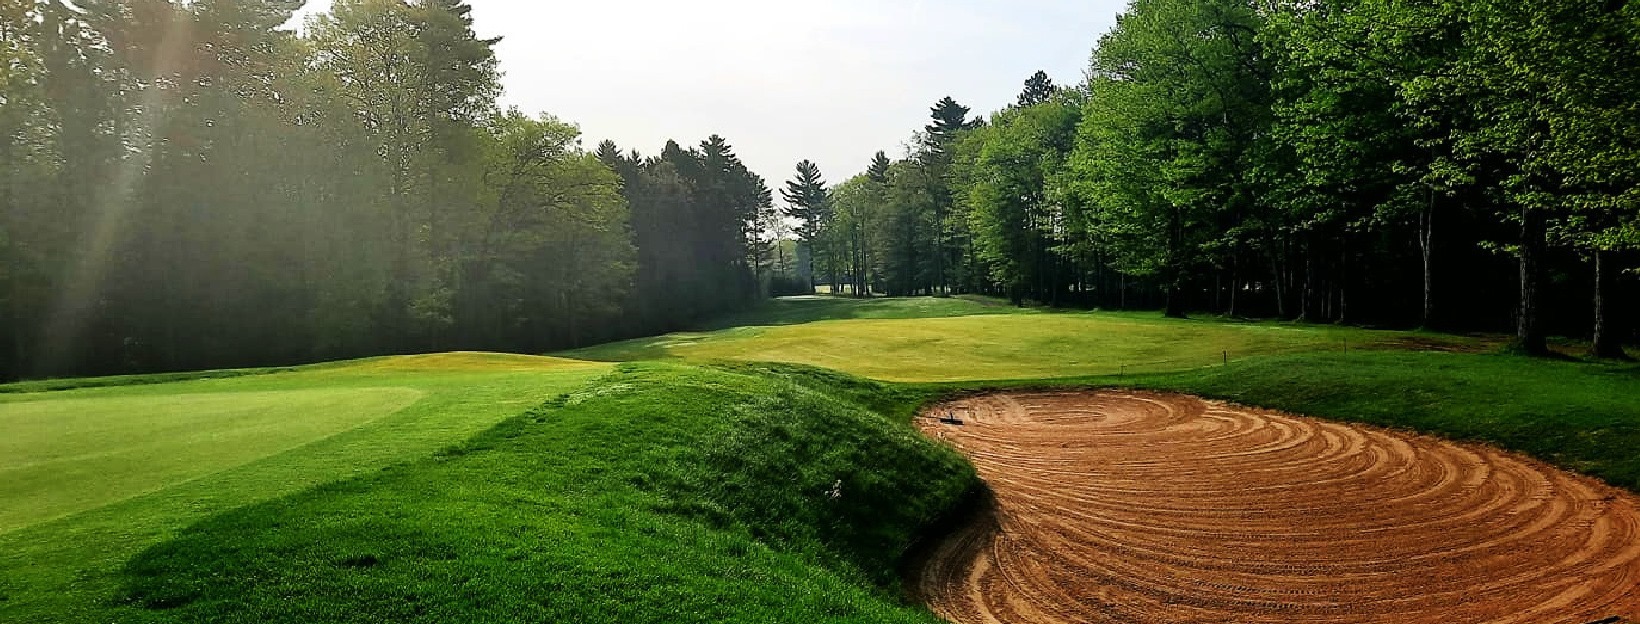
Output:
[290, 1, 1124, 188]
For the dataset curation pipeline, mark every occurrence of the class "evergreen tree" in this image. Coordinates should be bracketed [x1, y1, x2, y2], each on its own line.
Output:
[1017, 70, 1056, 107]
[781, 160, 830, 292]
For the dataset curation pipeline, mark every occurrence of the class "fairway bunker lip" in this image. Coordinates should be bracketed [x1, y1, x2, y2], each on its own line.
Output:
[914, 390, 1640, 624]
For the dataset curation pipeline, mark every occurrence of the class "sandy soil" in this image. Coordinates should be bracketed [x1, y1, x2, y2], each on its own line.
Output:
[913, 391, 1640, 624]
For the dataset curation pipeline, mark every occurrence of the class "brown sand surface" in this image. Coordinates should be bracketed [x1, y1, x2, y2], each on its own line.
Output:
[913, 391, 1640, 624]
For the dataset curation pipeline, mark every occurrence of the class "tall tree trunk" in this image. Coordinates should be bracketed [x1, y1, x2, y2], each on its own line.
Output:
[1214, 270, 1223, 314]
[932, 204, 944, 296]
[7, 296, 23, 382]
[1271, 252, 1287, 319]
[1164, 206, 1187, 318]
[1590, 250, 1627, 359]
[1513, 208, 1548, 355]
[1163, 276, 1187, 318]
[1418, 194, 1437, 329]
[1299, 235, 1318, 322]
[1337, 236, 1350, 325]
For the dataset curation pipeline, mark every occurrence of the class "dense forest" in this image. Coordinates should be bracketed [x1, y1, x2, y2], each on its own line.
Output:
[4, 0, 1637, 380]
[791, 0, 1639, 357]
[0, 0, 780, 380]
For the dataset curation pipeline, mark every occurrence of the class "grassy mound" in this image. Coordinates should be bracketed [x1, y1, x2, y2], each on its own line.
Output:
[115, 363, 975, 623]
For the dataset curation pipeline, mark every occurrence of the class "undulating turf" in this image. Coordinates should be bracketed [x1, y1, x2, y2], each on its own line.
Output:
[567, 297, 1480, 381]
[112, 363, 974, 623]
[7, 297, 1636, 624]
[0, 353, 610, 623]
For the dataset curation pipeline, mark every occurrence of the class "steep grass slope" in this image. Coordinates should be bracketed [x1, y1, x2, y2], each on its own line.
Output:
[113, 363, 975, 623]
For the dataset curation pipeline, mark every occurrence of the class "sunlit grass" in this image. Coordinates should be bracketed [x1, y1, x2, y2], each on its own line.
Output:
[0, 354, 610, 623]
[1, 387, 424, 532]
[567, 297, 1480, 381]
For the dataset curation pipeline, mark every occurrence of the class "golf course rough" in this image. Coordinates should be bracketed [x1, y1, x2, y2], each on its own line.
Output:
[915, 391, 1640, 623]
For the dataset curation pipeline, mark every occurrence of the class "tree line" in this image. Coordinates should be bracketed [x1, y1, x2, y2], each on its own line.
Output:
[786, 0, 1639, 357]
[0, 0, 771, 380]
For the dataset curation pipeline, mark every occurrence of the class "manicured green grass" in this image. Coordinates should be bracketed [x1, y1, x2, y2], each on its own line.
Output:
[0, 353, 610, 623]
[8, 298, 1635, 624]
[112, 363, 973, 623]
[568, 297, 1478, 381]
[1, 387, 424, 532]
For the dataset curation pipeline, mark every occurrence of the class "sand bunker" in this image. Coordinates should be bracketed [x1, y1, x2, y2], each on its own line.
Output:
[914, 391, 1640, 624]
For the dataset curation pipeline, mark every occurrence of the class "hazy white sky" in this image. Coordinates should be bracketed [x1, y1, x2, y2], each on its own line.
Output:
[291, 0, 1124, 187]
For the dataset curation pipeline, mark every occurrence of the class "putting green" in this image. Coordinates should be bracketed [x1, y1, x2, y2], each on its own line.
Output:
[569, 312, 1468, 382]
[0, 387, 423, 533]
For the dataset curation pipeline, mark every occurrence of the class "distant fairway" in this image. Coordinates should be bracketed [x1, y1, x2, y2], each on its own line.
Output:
[568, 297, 1480, 381]
[0, 353, 609, 623]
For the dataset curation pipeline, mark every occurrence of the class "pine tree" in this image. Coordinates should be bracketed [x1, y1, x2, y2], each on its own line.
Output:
[867, 151, 892, 185]
[1017, 70, 1056, 107]
[924, 96, 975, 154]
[781, 160, 830, 293]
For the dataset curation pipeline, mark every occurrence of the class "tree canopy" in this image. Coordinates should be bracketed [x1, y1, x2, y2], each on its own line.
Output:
[0, 0, 774, 380]
[788, 0, 1637, 356]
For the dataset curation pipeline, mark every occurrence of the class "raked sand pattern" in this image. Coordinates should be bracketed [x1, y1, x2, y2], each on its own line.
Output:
[914, 391, 1640, 624]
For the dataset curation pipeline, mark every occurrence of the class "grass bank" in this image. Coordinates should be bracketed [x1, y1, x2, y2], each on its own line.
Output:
[111, 363, 974, 623]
